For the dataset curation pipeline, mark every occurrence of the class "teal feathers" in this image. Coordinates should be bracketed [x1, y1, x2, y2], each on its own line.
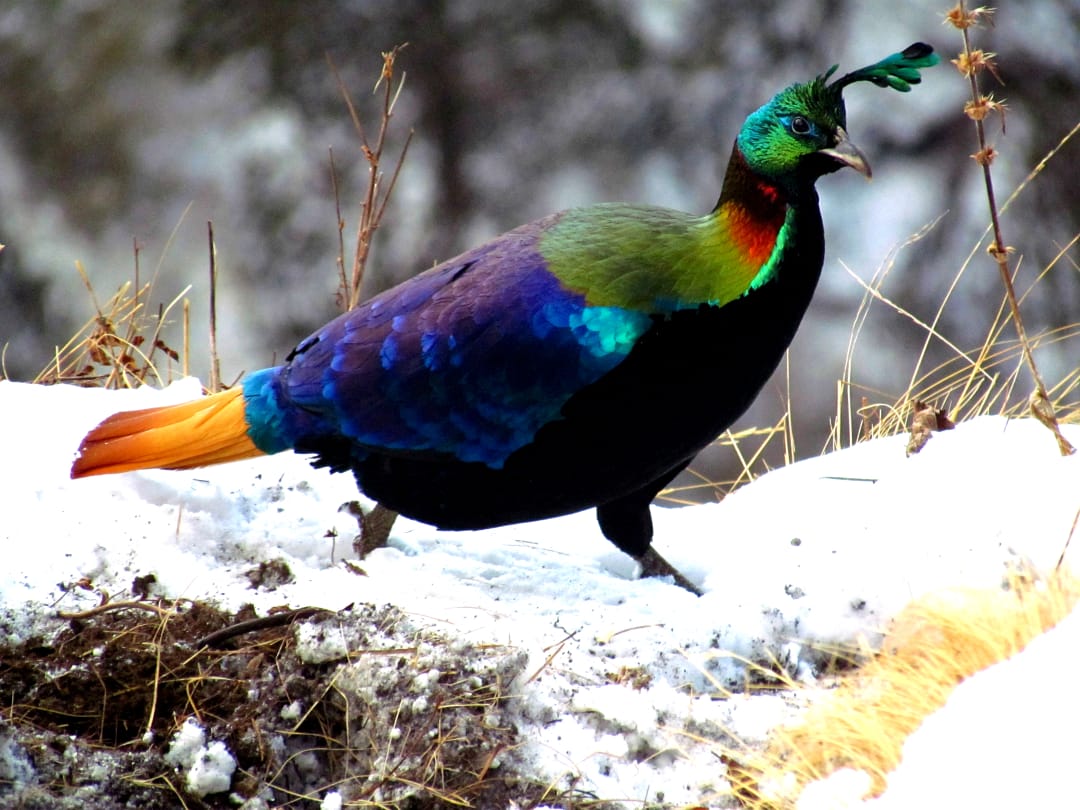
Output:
[825, 42, 940, 93]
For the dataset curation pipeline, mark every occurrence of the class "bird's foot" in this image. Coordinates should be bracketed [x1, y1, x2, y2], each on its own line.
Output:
[340, 501, 400, 558]
[636, 547, 703, 596]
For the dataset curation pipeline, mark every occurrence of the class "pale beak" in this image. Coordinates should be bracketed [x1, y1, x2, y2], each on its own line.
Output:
[818, 127, 872, 179]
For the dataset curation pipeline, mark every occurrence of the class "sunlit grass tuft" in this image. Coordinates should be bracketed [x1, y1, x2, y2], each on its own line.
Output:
[720, 566, 1080, 809]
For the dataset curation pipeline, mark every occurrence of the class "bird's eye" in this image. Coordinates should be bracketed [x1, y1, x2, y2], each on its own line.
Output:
[790, 115, 811, 135]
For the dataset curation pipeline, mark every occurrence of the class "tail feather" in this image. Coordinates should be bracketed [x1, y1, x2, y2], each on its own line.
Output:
[71, 386, 266, 478]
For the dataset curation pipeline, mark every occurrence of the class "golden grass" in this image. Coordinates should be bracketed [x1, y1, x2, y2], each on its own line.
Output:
[29, 261, 189, 389]
[724, 567, 1080, 808]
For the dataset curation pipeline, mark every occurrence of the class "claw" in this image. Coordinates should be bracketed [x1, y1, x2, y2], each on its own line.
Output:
[341, 501, 399, 558]
[636, 547, 703, 596]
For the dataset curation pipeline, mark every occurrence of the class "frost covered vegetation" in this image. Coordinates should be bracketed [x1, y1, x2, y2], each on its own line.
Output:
[1, 600, 531, 808]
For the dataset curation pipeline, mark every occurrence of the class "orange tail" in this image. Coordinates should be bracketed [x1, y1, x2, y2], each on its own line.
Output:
[71, 386, 266, 478]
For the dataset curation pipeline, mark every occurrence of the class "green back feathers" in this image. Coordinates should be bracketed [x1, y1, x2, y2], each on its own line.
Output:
[543, 44, 938, 314]
[541, 203, 785, 312]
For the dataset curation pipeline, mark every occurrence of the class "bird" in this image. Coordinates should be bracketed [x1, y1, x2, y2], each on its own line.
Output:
[71, 43, 938, 594]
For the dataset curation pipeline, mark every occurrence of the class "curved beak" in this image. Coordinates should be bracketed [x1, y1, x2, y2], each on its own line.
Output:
[818, 127, 872, 179]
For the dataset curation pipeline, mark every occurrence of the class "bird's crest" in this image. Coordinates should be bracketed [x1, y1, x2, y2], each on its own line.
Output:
[738, 42, 939, 177]
[823, 42, 939, 97]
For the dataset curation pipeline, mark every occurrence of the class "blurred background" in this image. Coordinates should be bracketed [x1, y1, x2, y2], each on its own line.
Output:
[1, 0, 1077, 492]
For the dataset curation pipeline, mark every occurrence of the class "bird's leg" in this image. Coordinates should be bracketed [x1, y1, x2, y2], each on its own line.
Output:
[340, 501, 400, 558]
[596, 474, 703, 596]
[636, 547, 704, 596]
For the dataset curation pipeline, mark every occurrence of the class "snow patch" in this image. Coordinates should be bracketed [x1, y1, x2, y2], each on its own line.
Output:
[3, 381, 1080, 805]
[164, 717, 237, 798]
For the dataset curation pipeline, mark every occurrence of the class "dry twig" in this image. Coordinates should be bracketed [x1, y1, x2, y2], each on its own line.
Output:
[328, 44, 414, 312]
[946, 2, 1074, 455]
[206, 220, 222, 392]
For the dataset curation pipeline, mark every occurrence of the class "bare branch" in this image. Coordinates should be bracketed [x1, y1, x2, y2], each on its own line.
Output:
[946, 1, 1074, 455]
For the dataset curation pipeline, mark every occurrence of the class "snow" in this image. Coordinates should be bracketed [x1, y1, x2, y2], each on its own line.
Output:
[0, 724, 35, 791]
[2, 378, 1079, 806]
[164, 717, 237, 798]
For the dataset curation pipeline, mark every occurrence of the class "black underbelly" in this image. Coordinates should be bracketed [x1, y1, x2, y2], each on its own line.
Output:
[346, 296, 806, 530]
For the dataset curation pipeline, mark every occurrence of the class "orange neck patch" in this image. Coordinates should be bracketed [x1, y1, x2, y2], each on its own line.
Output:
[721, 193, 786, 268]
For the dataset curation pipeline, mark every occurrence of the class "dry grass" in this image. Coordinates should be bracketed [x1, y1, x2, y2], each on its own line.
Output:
[830, 230, 1080, 453]
[31, 259, 189, 389]
[329, 44, 413, 313]
[718, 567, 1080, 808]
[20, 41, 414, 392]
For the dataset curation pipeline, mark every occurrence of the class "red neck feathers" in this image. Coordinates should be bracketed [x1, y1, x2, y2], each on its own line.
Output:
[714, 146, 789, 267]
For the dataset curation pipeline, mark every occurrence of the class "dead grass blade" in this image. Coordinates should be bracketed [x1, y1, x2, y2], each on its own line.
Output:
[33, 261, 188, 388]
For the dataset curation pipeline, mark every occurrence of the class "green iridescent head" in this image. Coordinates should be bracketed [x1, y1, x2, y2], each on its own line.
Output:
[737, 43, 938, 191]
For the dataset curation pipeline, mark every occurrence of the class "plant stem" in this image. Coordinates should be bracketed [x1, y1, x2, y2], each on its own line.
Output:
[207, 220, 221, 393]
[952, 1, 1074, 455]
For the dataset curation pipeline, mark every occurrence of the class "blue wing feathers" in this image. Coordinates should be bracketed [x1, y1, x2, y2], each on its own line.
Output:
[242, 216, 651, 468]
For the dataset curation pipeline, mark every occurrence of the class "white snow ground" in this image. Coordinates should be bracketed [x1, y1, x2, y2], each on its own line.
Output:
[1, 378, 1078, 807]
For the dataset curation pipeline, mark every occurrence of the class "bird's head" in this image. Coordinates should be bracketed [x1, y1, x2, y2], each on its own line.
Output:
[737, 43, 938, 192]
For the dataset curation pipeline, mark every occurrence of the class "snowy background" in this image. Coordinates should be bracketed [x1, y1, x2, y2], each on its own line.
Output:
[2, 378, 1078, 807]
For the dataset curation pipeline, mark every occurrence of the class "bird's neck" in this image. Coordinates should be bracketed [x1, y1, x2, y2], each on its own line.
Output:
[682, 142, 794, 300]
[709, 143, 790, 268]
[716, 143, 789, 217]
[540, 144, 809, 312]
